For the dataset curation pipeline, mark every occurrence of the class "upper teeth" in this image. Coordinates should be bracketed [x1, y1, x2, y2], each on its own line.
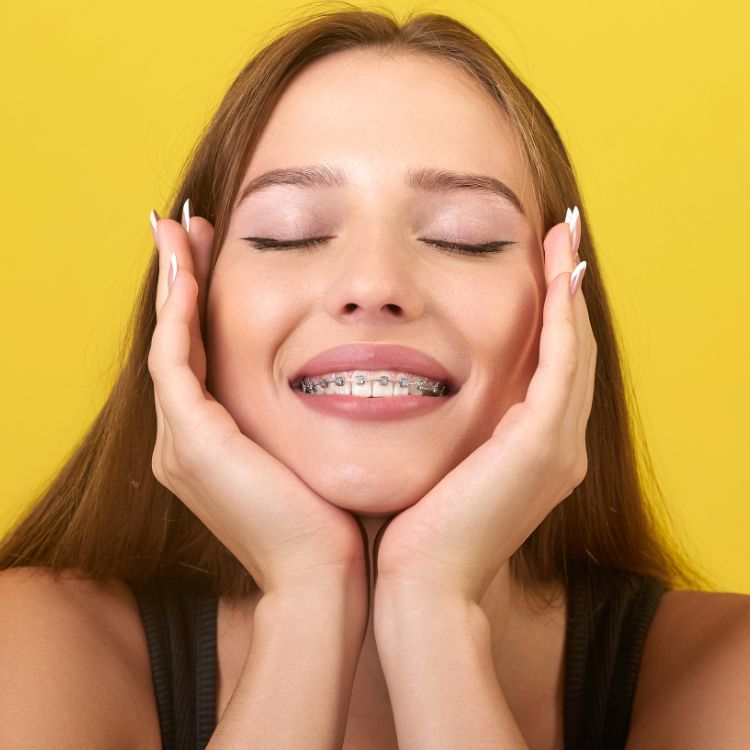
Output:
[297, 370, 448, 397]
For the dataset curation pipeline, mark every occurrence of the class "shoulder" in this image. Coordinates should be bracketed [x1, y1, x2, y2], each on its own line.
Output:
[627, 588, 750, 749]
[0, 566, 160, 749]
[0, 566, 152, 672]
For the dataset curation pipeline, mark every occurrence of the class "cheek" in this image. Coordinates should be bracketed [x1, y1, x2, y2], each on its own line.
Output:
[468, 273, 543, 427]
[490, 283, 541, 377]
[204, 270, 296, 438]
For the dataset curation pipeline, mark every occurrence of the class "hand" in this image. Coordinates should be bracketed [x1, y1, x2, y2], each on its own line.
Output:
[148, 204, 370, 603]
[371, 216, 596, 606]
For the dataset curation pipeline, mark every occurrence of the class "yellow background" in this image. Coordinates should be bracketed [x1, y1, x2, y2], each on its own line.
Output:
[1, 1, 748, 592]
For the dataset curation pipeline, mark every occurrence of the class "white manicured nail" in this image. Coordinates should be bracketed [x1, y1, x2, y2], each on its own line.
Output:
[567, 206, 580, 256]
[149, 208, 160, 239]
[169, 252, 178, 291]
[181, 198, 191, 234]
[570, 260, 587, 297]
[564, 207, 576, 256]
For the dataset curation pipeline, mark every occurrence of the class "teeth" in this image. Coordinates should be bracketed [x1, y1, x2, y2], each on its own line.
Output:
[297, 370, 447, 397]
[373, 374, 407, 397]
[352, 373, 372, 396]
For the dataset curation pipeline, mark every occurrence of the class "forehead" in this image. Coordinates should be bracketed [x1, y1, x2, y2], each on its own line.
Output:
[242, 48, 536, 220]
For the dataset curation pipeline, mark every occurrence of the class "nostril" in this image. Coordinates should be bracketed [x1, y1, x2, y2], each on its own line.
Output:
[341, 303, 404, 315]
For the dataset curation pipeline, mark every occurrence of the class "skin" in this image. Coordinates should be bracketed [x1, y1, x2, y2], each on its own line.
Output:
[88, 41, 750, 749]
[206, 48, 545, 539]
[198, 47, 575, 735]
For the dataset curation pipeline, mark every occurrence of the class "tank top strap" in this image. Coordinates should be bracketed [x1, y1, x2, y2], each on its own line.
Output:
[563, 561, 667, 750]
[130, 577, 218, 750]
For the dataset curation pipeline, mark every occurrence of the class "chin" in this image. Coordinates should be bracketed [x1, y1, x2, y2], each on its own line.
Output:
[296, 459, 437, 515]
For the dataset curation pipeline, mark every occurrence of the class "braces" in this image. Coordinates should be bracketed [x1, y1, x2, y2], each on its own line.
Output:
[299, 373, 448, 396]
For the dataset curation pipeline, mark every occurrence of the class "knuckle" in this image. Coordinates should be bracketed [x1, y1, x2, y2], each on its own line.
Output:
[147, 352, 159, 379]
[151, 450, 166, 486]
[147, 338, 160, 378]
[527, 429, 557, 472]
[165, 439, 199, 481]
[575, 454, 589, 484]
[561, 356, 578, 381]
[512, 417, 549, 463]
[152, 440, 195, 489]
[558, 453, 576, 484]
[147, 344, 167, 383]
[566, 451, 588, 490]
[589, 338, 598, 362]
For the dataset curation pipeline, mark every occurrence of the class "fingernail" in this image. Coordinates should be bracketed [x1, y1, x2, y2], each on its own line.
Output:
[168, 252, 178, 291]
[181, 198, 191, 234]
[150, 208, 160, 241]
[570, 260, 587, 298]
[565, 206, 581, 259]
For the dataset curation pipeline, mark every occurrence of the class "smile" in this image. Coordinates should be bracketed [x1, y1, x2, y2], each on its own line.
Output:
[294, 370, 449, 397]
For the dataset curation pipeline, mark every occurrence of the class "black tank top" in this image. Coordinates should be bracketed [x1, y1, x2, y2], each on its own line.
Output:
[130, 563, 667, 750]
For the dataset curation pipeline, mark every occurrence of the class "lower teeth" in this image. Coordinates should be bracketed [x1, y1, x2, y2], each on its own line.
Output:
[313, 393, 443, 398]
[296, 386, 444, 398]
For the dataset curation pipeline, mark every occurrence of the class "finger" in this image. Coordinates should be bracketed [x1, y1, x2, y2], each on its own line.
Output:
[573, 289, 597, 442]
[542, 221, 576, 286]
[532, 213, 595, 439]
[578, 324, 597, 443]
[563, 208, 596, 437]
[179, 199, 212, 341]
[183, 210, 215, 336]
[152, 211, 186, 445]
[524, 223, 580, 427]
[154, 212, 210, 384]
[150, 210, 167, 447]
[148, 252, 212, 438]
[567, 281, 597, 440]
[154, 217, 196, 318]
[184, 213, 215, 386]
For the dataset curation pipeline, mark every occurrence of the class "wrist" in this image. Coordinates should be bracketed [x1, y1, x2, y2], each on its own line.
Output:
[373, 582, 490, 649]
[259, 567, 369, 638]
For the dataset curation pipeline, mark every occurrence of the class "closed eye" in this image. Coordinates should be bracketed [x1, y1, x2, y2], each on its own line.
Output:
[241, 236, 514, 256]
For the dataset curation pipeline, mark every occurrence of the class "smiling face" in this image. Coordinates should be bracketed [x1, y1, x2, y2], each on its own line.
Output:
[205, 48, 546, 515]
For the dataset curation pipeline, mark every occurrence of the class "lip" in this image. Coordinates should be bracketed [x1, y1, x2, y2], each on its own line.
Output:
[289, 343, 462, 394]
[291, 388, 455, 421]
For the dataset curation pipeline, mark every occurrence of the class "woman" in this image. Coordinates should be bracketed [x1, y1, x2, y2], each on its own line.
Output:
[1, 5, 747, 749]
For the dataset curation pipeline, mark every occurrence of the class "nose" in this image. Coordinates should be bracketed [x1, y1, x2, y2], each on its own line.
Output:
[322, 229, 426, 326]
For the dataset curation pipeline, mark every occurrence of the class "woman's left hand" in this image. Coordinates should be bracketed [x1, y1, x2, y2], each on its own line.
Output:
[372, 211, 596, 606]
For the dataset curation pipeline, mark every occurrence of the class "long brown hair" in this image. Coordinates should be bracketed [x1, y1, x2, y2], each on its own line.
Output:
[0, 2, 714, 602]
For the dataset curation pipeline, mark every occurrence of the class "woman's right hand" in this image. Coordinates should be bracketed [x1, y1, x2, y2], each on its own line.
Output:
[147, 207, 368, 601]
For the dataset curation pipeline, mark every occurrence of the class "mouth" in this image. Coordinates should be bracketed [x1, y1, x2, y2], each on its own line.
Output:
[288, 343, 462, 397]
[291, 370, 453, 397]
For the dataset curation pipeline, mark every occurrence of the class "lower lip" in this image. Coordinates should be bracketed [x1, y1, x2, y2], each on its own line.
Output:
[290, 387, 456, 421]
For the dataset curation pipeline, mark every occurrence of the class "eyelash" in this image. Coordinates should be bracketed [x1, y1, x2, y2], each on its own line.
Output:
[242, 236, 514, 256]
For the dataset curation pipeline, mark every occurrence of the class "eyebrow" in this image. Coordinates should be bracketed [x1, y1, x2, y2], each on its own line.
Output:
[234, 163, 526, 216]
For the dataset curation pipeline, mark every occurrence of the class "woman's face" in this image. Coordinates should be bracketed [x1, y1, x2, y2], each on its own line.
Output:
[206, 49, 546, 515]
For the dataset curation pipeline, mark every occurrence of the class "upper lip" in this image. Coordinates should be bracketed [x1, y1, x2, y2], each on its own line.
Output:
[289, 343, 462, 394]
